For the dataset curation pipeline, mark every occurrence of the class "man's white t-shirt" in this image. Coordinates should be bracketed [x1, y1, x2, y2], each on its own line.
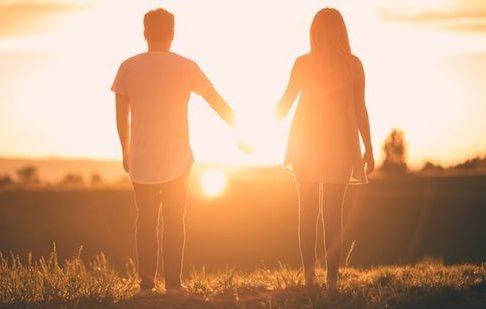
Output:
[111, 51, 212, 184]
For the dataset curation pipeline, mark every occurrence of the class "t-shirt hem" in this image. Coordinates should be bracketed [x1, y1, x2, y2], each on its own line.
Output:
[110, 87, 127, 95]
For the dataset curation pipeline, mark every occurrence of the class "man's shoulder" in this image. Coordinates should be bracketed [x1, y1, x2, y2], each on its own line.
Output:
[118, 53, 148, 68]
[295, 53, 311, 67]
[124, 53, 148, 62]
[122, 52, 197, 67]
[168, 52, 198, 67]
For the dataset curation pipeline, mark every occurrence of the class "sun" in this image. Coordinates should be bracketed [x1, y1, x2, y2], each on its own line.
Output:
[200, 169, 228, 197]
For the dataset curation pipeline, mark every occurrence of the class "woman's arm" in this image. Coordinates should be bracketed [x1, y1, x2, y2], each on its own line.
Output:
[275, 59, 302, 120]
[353, 56, 374, 174]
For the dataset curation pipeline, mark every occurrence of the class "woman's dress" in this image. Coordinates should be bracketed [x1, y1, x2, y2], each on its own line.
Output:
[285, 54, 367, 184]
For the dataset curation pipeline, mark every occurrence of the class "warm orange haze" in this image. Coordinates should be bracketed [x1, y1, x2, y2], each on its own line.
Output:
[0, 0, 486, 168]
[1, 1, 486, 307]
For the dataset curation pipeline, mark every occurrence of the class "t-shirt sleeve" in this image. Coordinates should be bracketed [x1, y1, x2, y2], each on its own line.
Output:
[111, 62, 127, 95]
[190, 62, 213, 96]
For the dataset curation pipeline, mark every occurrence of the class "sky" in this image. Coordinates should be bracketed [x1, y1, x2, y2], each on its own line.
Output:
[0, 0, 485, 168]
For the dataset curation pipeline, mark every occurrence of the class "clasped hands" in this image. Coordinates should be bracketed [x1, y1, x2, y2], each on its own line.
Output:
[231, 108, 282, 155]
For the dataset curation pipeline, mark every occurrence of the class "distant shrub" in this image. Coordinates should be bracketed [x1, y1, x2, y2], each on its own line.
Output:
[60, 173, 85, 187]
[90, 173, 103, 186]
[453, 156, 486, 169]
[15, 166, 40, 185]
[421, 161, 444, 172]
[0, 175, 14, 187]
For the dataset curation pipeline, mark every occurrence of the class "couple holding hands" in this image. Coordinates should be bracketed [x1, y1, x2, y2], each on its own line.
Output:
[112, 7, 374, 297]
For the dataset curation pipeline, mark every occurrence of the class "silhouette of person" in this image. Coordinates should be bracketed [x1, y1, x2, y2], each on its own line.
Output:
[111, 8, 236, 296]
[275, 8, 374, 290]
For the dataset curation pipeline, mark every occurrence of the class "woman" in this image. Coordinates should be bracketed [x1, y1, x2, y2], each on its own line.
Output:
[275, 8, 374, 290]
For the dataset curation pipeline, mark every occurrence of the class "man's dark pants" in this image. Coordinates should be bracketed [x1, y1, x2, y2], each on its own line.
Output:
[132, 168, 191, 290]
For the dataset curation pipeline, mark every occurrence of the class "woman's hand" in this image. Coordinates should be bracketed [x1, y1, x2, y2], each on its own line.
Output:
[363, 150, 374, 175]
[237, 138, 255, 154]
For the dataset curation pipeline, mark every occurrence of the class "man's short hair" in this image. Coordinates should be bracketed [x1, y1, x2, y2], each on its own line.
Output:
[144, 8, 174, 42]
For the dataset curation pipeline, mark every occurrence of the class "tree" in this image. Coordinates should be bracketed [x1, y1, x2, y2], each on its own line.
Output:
[16, 166, 40, 185]
[381, 129, 408, 173]
[453, 156, 486, 169]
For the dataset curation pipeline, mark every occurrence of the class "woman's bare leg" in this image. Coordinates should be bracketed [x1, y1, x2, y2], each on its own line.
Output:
[322, 183, 347, 290]
[296, 177, 321, 286]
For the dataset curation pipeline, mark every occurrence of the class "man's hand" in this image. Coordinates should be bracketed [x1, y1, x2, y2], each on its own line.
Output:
[363, 150, 375, 175]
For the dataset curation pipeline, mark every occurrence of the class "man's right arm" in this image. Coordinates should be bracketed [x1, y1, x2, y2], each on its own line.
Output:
[116, 94, 130, 172]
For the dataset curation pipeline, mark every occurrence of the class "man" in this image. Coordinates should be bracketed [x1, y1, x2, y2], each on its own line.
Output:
[111, 8, 235, 296]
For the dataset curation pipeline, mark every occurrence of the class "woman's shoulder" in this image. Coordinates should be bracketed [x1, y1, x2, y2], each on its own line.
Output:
[295, 53, 311, 65]
[350, 54, 364, 78]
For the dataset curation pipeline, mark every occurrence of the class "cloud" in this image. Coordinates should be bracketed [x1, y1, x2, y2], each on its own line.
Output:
[440, 20, 486, 33]
[0, 1, 89, 37]
[379, 2, 486, 32]
[0, 50, 57, 70]
[381, 8, 486, 22]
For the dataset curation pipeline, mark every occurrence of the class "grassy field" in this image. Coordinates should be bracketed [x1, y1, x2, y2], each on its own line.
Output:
[1, 249, 486, 308]
[1, 170, 486, 307]
[1, 172, 486, 272]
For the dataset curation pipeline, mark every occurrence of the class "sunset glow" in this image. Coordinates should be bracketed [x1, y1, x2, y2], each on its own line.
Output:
[1, 0, 485, 168]
[200, 169, 227, 197]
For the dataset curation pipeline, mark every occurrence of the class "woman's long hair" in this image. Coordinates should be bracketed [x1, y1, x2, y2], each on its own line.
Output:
[310, 8, 353, 84]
